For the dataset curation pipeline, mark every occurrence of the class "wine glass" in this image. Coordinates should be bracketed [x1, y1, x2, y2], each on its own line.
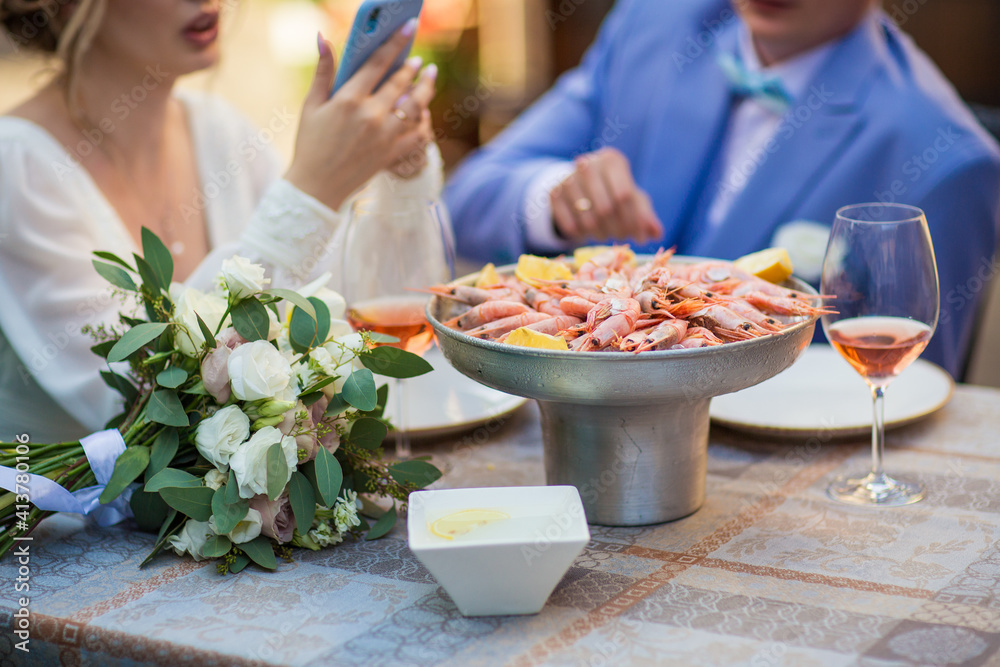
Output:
[820, 203, 939, 506]
[341, 196, 455, 459]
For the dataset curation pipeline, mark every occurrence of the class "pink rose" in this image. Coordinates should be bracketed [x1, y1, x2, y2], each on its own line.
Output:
[199, 328, 248, 404]
[310, 397, 342, 455]
[250, 494, 295, 543]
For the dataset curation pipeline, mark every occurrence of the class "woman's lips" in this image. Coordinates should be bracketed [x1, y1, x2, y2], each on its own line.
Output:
[183, 12, 219, 48]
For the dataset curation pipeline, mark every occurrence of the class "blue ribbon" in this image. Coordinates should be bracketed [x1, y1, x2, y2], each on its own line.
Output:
[717, 51, 793, 115]
[0, 429, 133, 527]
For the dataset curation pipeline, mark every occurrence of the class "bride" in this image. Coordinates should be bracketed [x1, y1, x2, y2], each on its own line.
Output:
[0, 0, 442, 440]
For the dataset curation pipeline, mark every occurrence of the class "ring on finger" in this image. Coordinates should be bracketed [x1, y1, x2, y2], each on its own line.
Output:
[574, 197, 593, 213]
[392, 108, 408, 121]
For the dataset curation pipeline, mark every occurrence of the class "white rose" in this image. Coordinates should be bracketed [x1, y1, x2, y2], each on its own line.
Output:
[167, 519, 213, 561]
[310, 332, 366, 394]
[228, 340, 293, 401]
[205, 469, 227, 490]
[312, 287, 347, 322]
[221, 255, 269, 299]
[194, 405, 250, 472]
[266, 306, 282, 340]
[327, 318, 354, 341]
[210, 507, 263, 544]
[229, 426, 298, 499]
[170, 284, 230, 357]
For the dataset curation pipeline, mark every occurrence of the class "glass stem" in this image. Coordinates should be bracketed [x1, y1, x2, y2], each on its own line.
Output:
[393, 377, 411, 460]
[870, 384, 886, 478]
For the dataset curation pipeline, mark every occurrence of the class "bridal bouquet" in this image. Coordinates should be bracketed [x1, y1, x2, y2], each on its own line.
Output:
[0, 229, 441, 573]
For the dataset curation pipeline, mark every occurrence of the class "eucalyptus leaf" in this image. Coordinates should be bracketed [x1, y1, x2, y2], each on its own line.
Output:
[129, 489, 169, 532]
[299, 376, 336, 397]
[93, 260, 138, 292]
[93, 250, 134, 272]
[365, 504, 397, 541]
[388, 460, 442, 489]
[360, 346, 434, 379]
[141, 226, 174, 289]
[196, 313, 217, 349]
[98, 446, 149, 504]
[146, 428, 179, 481]
[229, 553, 251, 573]
[145, 467, 202, 492]
[287, 472, 316, 535]
[156, 367, 188, 389]
[159, 486, 214, 521]
[107, 322, 169, 363]
[289, 296, 330, 353]
[147, 389, 189, 427]
[240, 536, 277, 570]
[323, 392, 351, 417]
[140, 510, 183, 568]
[211, 486, 249, 535]
[367, 332, 400, 344]
[133, 253, 162, 294]
[266, 442, 289, 501]
[372, 383, 389, 418]
[91, 340, 117, 360]
[342, 368, 377, 411]
[201, 534, 233, 559]
[232, 297, 270, 342]
[312, 447, 343, 507]
[348, 417, 387, 450]
[225, 469, 241, 504]
[264, 288, 315, 319]
[100, 370, 138, 405]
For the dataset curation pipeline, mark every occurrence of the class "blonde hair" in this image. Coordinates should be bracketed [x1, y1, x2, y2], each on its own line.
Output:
[54, 0, 106, 119]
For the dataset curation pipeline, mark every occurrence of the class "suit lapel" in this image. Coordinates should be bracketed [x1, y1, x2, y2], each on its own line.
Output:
[638, 21, 738, 248]
[692, 14, 891, 258]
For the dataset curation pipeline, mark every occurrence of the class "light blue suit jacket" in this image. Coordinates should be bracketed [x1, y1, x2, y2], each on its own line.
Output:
[445, 0, 1000, 376]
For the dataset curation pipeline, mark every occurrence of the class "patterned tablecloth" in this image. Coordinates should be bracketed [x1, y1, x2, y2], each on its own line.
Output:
[3, 384, 1000, 666]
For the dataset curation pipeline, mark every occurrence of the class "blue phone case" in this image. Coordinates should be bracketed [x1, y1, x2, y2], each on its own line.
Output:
[330, 0, 423, 95]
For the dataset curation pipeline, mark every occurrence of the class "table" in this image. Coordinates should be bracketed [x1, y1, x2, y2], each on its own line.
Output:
[3, 384, 1000, 666]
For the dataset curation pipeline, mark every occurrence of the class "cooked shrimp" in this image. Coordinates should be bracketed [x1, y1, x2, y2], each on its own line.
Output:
[443, 301, 533, 331]
[463, 311, 553, 339]
[620, 319, 688, 353]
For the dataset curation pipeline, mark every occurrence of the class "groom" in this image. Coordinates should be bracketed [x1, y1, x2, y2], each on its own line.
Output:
[444, 0, 1000, 377]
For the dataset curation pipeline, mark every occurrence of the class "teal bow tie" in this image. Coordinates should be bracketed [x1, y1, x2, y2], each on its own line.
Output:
[717, 52, 793, 115]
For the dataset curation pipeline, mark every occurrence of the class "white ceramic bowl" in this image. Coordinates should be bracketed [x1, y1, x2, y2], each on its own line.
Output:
[407, 486, 590, 616]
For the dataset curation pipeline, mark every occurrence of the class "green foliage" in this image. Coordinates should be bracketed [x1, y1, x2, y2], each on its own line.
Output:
[99, 446, 150, 504]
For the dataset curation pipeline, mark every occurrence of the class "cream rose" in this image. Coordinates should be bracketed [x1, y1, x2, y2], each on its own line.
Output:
[210, 507, 263, 544]
[170, 284, 230, 357]
[221, 255, 269, 299]
[167, 519, 213, 561]
[228, 340, 293, 401]
[194, 405, 250, 472]
[228, 426, 298, 499]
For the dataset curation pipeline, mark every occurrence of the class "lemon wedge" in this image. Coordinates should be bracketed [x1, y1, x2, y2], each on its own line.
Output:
[734, 247, 794, 284]
[429, 509, 510, 540]
[573, 245, 636, 269]
[474, 262, 502, 288]
[514, 254, 573, 286]
[504, 326, 569, 351]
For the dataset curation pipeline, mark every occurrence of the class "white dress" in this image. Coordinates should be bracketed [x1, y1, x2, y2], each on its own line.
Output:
[0, 90, 442, 442]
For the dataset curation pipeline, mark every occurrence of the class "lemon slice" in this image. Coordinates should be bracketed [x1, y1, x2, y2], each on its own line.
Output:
[734, 247, 794, 284]
[573, 245, 636, 269]
[474, 263, 502, 288]
[429, 509, 510, 540]
[505, 327, 569, 351]
[514, 254, 573, 286]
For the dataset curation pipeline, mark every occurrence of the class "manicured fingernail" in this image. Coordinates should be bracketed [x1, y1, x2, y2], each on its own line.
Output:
[423, 63, 438, 80]
[317, 31, 329, 57]
[406, 55, 423, 70]
[401, 17, 418, 37]
[396, 93, 410, 107]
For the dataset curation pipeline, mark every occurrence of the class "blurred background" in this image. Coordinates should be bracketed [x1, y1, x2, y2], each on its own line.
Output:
[2, 0, 999, 384]
[4, 0, 997, 170]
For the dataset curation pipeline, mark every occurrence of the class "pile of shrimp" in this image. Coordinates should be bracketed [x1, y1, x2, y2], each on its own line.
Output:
[431, 247, 833, 353]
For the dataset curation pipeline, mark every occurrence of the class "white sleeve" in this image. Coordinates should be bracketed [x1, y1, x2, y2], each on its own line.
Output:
[0, 140, 132, 431]
[523, 161, 576, 253]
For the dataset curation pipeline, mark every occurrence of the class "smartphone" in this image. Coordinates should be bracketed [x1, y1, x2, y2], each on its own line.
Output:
[330, 0, 424, 95]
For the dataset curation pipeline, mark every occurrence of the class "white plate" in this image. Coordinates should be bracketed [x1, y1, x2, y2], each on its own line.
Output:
[383, 345, 527, 439]
[709, 344, 954, 438]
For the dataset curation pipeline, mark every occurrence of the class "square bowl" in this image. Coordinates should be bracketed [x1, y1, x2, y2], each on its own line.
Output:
[407, 486, 590, 616]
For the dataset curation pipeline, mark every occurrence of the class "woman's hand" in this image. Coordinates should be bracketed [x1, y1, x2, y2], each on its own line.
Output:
[284, 21, 436, 210]
[549, 147, 663, 244]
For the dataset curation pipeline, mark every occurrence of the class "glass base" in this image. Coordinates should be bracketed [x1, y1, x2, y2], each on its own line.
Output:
[827, 472, 925, 506]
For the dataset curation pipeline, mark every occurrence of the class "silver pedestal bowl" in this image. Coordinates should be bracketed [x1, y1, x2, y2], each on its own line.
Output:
[427, 262, 818, 526]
